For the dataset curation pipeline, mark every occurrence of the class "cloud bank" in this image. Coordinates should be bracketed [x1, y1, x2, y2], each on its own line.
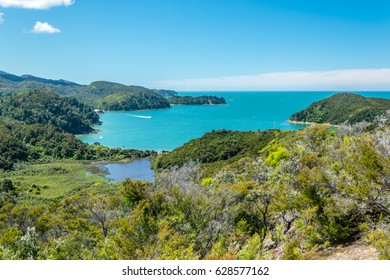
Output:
[0, 12, 3, 23]
[31, 21, 60, 33]
[156, 69, 390, 91]
[0, 0, 73, 9]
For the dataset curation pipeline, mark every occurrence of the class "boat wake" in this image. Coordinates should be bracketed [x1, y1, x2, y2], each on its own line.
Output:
[127, 114, 152, 119]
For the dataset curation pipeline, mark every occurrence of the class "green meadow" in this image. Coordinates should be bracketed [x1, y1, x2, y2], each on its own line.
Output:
[2, 160, 109, 203]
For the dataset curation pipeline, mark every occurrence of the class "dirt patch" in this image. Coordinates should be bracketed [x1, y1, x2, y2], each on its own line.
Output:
[321, 239, 379, 260]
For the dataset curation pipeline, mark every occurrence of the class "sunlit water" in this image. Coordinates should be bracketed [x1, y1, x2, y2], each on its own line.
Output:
[78, 91, 390, 151]
[99, 158, 155, 182]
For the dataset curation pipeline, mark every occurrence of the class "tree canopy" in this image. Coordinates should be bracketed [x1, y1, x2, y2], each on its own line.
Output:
[0, 89, 99, 134]
[290, 92, 390, 125]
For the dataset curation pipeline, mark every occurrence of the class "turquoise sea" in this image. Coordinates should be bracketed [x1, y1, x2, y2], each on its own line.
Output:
[78, 91, 390, 151]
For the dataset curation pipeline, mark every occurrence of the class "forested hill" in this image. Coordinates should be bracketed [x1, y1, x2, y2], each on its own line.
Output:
[0, 71, 170, 111]
[0, 119, 155, 171]
[0, 89, 99, 134]
[155, 129, 282, 173]
[80, 81, 171, 110]
[152, 89, 178, 97]
[0, 71, 229, 111]
[167, 95, 226, 105]
[0, 71, 81, 96]
[290, 92, 390, 125]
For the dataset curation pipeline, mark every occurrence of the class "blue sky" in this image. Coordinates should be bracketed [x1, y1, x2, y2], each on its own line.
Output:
[0, 0, 389, 90]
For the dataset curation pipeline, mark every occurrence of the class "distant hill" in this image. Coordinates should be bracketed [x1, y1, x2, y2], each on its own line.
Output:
[0, 71, 230, 111]
[153, 89, 178, 97]
[20, 74, 80, 86]
[0, 71, 81, 96]
[167, 95, 226, 105]
[78, 81, 171, 110]
[290, 92, 390, 125]
[0, 71, 170, 111]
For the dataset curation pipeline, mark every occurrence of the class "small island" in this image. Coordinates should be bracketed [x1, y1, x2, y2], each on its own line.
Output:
[289, 92, 390, 125]
[167, 95, 226, 105]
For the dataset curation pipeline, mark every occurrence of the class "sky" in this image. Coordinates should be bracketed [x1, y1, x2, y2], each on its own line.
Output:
[0, 0, 389, 90]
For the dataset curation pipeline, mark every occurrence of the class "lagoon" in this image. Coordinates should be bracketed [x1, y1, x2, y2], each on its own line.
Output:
[99, 158, 155, 183]
[78, 91, 390, 151]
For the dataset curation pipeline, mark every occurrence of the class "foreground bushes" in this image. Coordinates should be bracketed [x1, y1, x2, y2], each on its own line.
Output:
[1, 121, 389, 259]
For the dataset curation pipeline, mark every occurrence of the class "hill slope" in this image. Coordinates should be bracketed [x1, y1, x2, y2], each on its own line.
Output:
[0, 89, 99, 134]
[167, 95, 226, 105]
[85, 82, 170, 110]
[290, 92, 390, 125]
[155, 129, 282, 173]
[0, 71, 170, 111]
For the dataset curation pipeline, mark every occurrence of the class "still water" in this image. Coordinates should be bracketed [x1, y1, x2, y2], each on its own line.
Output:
[99, 158, 155, 183]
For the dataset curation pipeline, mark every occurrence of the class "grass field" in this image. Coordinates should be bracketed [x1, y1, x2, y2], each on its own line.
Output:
[3, 160, 110, 203]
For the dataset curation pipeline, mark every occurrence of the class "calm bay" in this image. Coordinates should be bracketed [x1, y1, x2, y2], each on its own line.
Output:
[78, 91, 390, 151]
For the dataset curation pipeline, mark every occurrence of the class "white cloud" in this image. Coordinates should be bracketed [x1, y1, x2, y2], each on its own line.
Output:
[0, 12, 3, 23]
[0, 0, 74, 9]
[156, 69, 390, 91]
[31, 21, 60, 33]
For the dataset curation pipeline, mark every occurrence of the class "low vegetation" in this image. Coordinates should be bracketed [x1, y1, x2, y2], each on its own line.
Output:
[1, 112, 389, 259]
[2, 161, 108, 203]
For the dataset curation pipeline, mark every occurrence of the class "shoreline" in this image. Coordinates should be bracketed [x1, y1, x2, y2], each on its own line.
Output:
[287, 120, 338, 127]
[169, 103, 226, 106]
[74, 128, 101, 137]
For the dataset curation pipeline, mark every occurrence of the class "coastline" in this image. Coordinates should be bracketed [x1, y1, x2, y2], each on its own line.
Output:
[287, 120, 338, 127]
[75, 128, 101, 137]
[169, 103, 226, 106]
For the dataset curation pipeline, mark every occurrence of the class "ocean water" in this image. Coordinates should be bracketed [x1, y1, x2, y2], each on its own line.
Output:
[77, 91, 390, 151]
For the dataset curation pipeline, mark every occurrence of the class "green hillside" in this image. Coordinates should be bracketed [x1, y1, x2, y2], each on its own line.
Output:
[0, 118, 155, 171]
[167, 95, 226, 105]
[155, 129, 282, 174]
[0, 72, 170, 111]
[0, 89, 99, 134]
[290, 92, 390, 125]
[0, 71, 229, 111]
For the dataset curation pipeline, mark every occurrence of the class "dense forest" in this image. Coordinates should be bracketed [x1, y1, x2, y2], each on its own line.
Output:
[0, 71, 223, 111]
[0, 89, 100, 134]
[0, 89, 156, 170]
[0, 119, 155, 171]
[0, 72, 171, 111]
[290, 92, 390, 125]
[0, 87, 389, 260]
[167, 95, 226, 105]
[0, 71, 82, 96]
[99, 91, 170, 111]
[153, 89, 178, 97]
[155, 129, 282, 174]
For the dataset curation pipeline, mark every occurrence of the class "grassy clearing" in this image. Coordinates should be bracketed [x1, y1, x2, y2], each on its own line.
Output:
[4, 160, 108, 202]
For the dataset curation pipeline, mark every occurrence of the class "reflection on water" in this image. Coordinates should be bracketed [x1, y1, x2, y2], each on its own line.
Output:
[99, 158, 155, 183]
